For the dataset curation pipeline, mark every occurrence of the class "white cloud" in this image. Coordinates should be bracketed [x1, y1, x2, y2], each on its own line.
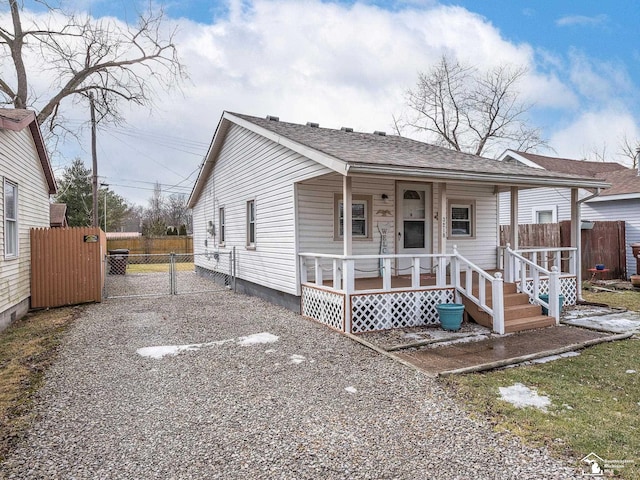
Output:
[556, 14, 608, 27]
[549, 109, 640, 165]
[4, 1, 639, 205]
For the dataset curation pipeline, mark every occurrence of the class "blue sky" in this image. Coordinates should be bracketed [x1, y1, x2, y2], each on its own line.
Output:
[4, 0, 639, 205]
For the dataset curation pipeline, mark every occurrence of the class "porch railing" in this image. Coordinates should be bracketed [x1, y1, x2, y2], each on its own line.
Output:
[498, 245, 577, 276]
[504, 245, 561, 323]
[451, 246, 505, 334]
[299, 250, 506, 334]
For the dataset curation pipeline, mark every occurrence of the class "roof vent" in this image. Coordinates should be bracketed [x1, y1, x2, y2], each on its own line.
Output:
[341, 127, 354, 132]
[373, 130, 386, 136]
[266, 115, 279, 122]
[306, 122, 319, 128]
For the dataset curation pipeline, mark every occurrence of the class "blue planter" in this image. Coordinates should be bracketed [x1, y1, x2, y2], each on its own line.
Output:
[538, 294, 565, 315]
[437, 303, 464, 331]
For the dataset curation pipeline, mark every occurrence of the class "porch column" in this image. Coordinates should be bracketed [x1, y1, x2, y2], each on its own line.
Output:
[343, 176, 352, 256]
[509, 186, 519, 249]
[438, 183, 447, 254]
[571, 188, 582, 300]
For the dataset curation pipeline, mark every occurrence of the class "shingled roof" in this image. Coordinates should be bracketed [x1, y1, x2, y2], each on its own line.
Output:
[504, 150, 626, 177]
[189, 112, 610, 206]
[595, 168, 640, 198]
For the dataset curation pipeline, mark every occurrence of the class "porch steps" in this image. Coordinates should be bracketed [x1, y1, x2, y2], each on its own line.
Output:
[462, 282, 555, 333]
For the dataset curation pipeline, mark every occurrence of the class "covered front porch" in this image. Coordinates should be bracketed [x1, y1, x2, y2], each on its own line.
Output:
[295, 172, 594, 335]
[299, 247, 579, 335]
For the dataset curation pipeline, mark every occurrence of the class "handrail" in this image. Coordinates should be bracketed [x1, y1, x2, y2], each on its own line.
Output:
[504, 246, 561, 323]
[452, 246, 505, 334]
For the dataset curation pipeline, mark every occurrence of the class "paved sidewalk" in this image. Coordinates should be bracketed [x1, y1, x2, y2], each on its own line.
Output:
[1, 287, 584, 479]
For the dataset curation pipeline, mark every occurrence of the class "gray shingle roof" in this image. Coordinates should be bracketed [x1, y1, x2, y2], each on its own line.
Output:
[509, 151, 627, 177]
[232, 113, 604, 183]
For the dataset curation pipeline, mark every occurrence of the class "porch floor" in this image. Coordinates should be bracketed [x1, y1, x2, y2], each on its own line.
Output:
[392, 324, 609, 375]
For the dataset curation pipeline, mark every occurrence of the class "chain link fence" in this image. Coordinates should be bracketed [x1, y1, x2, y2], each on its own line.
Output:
[104, 250, 235, 298]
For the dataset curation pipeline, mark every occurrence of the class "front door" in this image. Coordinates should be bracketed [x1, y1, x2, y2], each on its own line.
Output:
[397, 183, 432, 275]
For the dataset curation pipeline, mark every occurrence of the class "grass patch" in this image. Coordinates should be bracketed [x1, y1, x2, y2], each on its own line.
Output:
[124, 262, 194, 273]
[583, 289, 640, 312]
[0, 307, 78, 462]
[443, 289, 640, 478]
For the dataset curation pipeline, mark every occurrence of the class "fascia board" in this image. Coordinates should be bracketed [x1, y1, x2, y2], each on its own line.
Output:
[347, 164, 610, 189]
[224, 112, 347, 174]
[497, 150, 544, 169]
[587, 192, 640, 203]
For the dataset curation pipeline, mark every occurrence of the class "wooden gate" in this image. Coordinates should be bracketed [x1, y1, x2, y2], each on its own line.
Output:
[30, 227, 106, 308]
[500, 221, 627, 280]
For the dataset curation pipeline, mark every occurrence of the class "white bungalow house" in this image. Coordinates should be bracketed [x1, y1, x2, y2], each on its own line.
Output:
[0, 109, 57, 330]
[498, 150, 640, 277]
[188, 112, 609, 335]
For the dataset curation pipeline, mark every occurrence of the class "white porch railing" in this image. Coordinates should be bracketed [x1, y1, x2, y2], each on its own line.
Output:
[451, 246, 505, 334]
[498, 246, 577, 276]
[504, 245, 561, 324]
[299, 250, 506, 334]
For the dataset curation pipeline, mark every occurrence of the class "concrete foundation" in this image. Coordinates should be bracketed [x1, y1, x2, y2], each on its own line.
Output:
[0, 297, 29, 333]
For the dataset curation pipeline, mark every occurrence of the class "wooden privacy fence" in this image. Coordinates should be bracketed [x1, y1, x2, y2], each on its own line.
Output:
[106, 236, 193, 255]
[31, 227, 106, 308]
[500, 221, 626, 280]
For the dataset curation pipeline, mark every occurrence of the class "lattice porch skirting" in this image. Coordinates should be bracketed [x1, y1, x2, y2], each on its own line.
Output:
[350, 288, 455, 334]
[519, 275, 578, 306]
[301, 285, 345, 331]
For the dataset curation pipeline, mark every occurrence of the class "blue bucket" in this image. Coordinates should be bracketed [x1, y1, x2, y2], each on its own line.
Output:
[436, 303, 464, 331]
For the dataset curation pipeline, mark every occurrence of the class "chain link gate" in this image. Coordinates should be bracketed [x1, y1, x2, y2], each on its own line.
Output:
[104, 249, 235, 299]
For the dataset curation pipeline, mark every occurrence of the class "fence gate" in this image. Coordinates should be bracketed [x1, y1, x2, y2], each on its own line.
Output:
[104, 250, 235, 299]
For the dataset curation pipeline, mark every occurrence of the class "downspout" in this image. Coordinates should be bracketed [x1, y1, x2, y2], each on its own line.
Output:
[575, 187, 601, 301]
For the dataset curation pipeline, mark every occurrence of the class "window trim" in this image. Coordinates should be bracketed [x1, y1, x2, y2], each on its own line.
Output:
[333, 194, 373, 241]
[4, 179, 18, 259]
[246, 199, 256, 248]
[532, 205, 557, 224]
[218, 206, 225, 246]
[448, 199, 475, 239]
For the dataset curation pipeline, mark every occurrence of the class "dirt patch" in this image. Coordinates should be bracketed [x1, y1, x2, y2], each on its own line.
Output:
[0, 307, 80, 462]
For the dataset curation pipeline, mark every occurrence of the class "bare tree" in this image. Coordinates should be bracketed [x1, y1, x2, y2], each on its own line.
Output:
[618, 134, 640, 169]
[0, 0, 185, 136]
[403, 55, 546, 157]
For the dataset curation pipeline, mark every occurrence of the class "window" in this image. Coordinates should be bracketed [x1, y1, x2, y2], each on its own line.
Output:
[532, 206, 557, 224]
[449, 201, 474, 238]
[4, 180, 17, 258]
[246, 200, 255, 247]
[219, 207, 225, 245]
[334, 195, 372, 240]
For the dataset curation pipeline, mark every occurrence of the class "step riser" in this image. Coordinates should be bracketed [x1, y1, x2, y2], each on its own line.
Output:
[504, 305, 543, 321]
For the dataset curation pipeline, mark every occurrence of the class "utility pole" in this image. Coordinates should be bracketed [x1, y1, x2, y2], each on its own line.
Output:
[90, 92, 99, 228]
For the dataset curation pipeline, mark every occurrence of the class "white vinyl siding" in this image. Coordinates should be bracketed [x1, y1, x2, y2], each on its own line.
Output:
[191, 123, 331, 295]
[445, 183, 498, 269]
[499, 187, 579, 224]
[0, 127, 51, 317]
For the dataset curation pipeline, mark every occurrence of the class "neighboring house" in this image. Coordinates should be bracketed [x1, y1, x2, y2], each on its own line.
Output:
[498, 150, 640, 276]
[50, 203, 68, 227]
[188, 112, 608, 335]
[0, 109, 57, 330]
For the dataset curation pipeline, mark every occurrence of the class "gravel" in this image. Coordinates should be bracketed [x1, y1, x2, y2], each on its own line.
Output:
[1, 275, 584, 479]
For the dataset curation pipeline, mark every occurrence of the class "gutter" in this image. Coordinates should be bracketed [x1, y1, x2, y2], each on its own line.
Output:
[346, 164, 610, 190]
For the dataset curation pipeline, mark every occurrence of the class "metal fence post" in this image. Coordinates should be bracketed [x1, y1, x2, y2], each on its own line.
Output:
[170, 252, 176, 295]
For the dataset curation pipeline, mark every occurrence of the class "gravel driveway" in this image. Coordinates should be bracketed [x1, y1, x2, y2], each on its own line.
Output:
[1, 286, 583, 479]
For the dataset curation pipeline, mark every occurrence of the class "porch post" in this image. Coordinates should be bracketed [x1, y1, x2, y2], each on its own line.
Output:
[343, 176, 352, 256]
[438, 183, 447, 254]
[509, 186, 519, 249]
[571, 188, 583, 300]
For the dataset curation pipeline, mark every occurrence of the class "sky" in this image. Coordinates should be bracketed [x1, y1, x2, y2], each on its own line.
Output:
[2, 0, 639, 206]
